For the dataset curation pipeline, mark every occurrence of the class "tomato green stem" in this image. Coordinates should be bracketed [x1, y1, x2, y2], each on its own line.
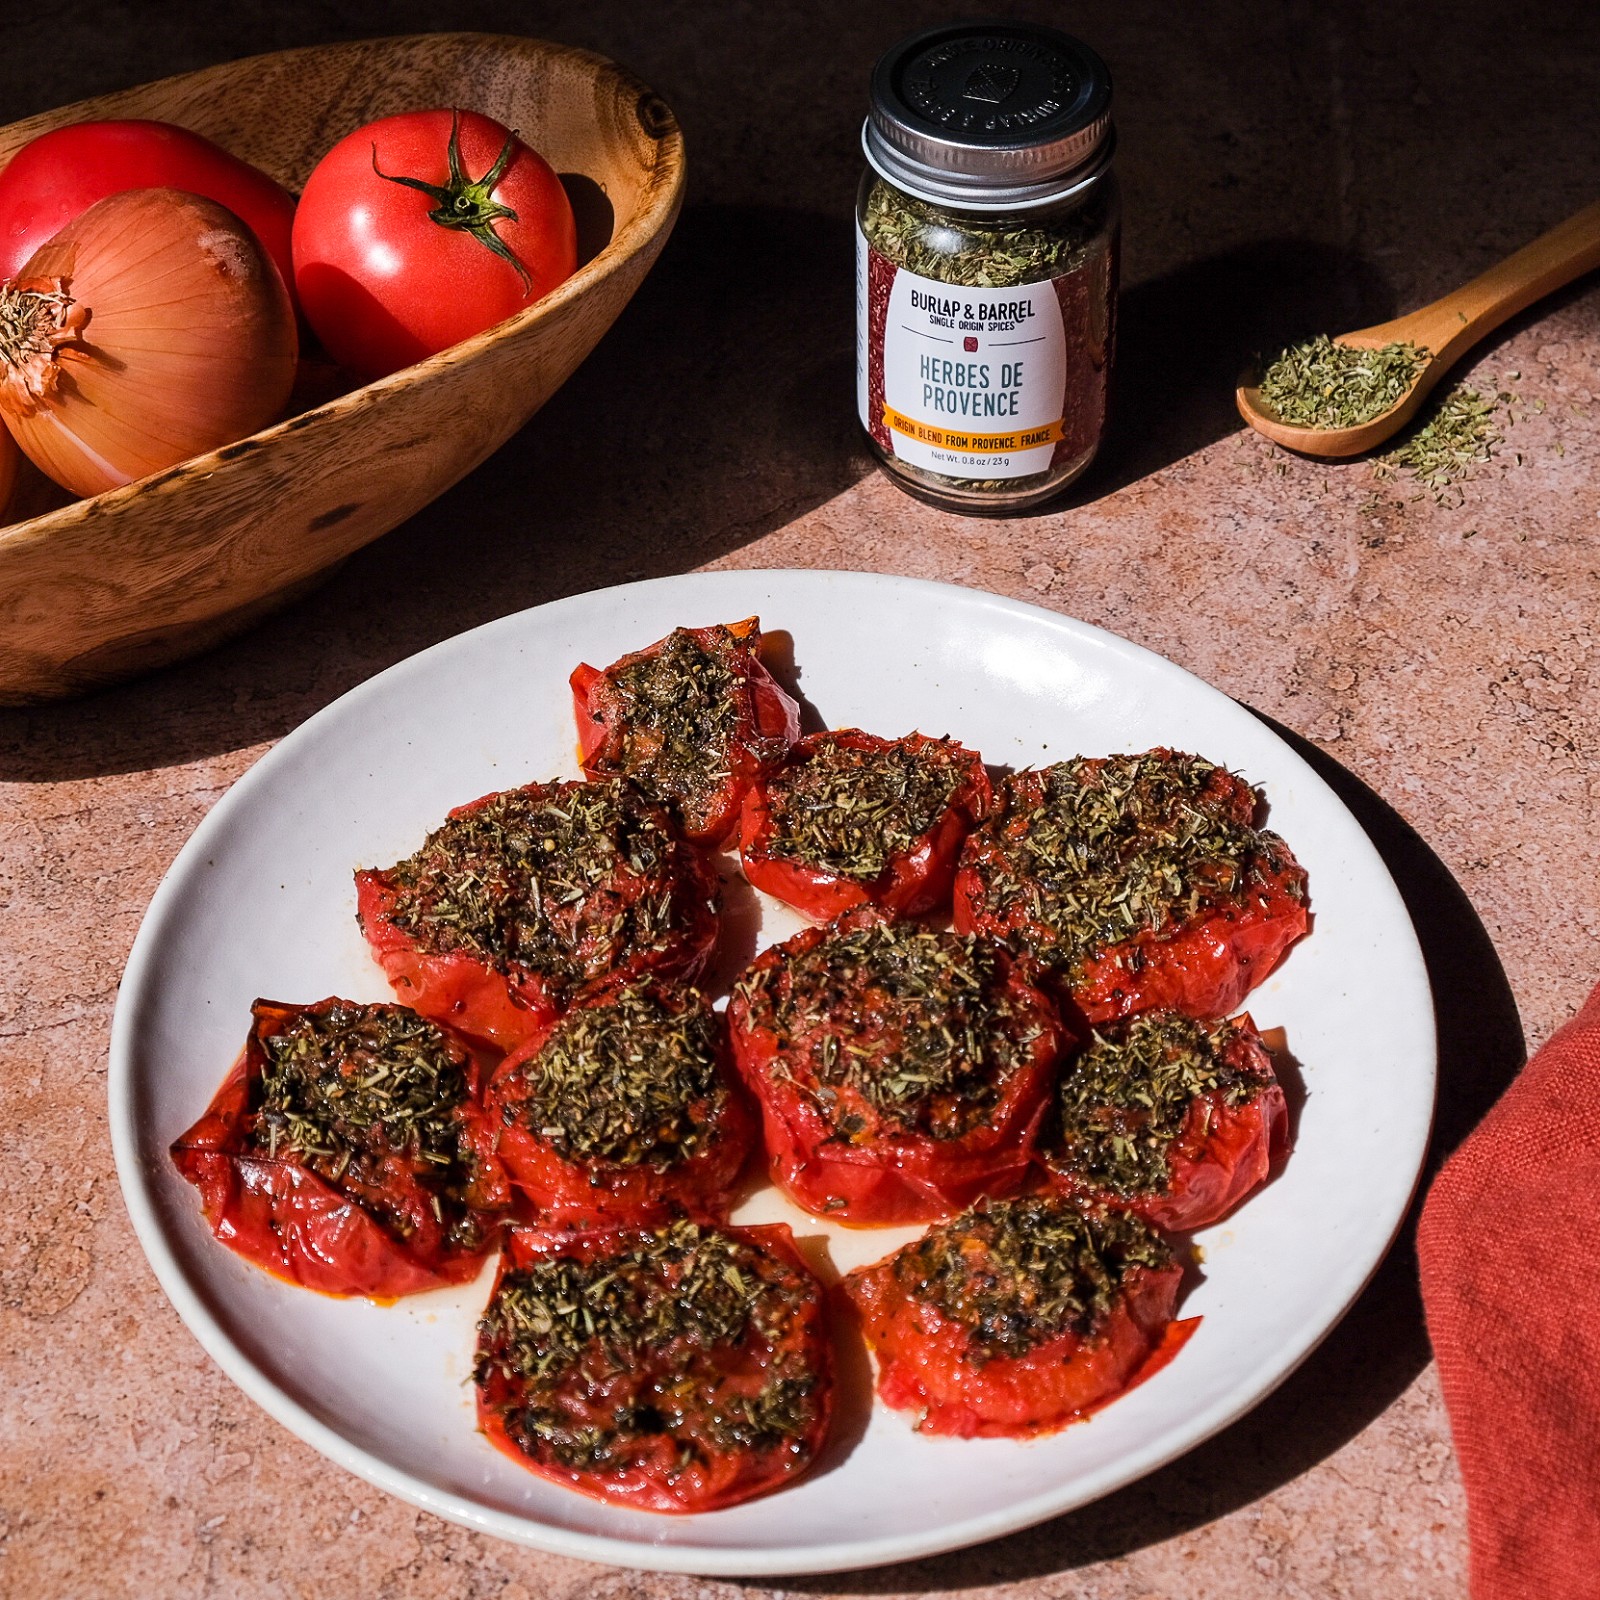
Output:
[371, 112, 533, 293]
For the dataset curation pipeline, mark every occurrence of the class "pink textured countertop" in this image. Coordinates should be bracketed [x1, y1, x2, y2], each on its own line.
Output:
[3, 2, 1599, 1595]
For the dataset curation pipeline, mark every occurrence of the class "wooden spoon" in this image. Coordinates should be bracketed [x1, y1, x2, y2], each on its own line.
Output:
[1236, 199, 1600, 457]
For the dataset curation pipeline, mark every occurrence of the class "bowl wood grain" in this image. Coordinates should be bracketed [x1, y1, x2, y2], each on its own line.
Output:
[0, 33, 685, 703]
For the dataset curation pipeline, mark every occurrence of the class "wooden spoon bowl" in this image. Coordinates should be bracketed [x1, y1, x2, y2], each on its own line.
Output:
[0, 34, 685, 704]
[1237, 199, 1600, 457]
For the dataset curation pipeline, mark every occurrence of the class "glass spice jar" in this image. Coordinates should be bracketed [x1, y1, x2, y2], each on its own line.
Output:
[856, 22, 1119, 513]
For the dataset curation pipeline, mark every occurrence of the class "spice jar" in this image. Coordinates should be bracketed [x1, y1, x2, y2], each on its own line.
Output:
[856, 22, 1118, 513]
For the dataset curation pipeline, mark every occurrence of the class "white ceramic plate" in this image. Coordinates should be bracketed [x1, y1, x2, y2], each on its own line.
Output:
[109, 570, 1435, 1576]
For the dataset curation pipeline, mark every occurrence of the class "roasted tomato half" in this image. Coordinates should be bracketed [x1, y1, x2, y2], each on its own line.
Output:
[842, 1193, 1184, 1438]
[1039, 1010, 1286, 1230]
[170, 998, 510, 1300]
[356, 780, 718, 1050]
[727, 911, 1066, 1224]
[486, 980, 754, 1224]
[474, 1219, 833, 1512]
[571, 618, 801, 846]
[739, 729, 990, 920]
[954, 750, 1308, 1023]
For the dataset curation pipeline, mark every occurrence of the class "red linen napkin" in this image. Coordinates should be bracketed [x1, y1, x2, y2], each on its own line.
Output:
[1417, 978, 1600, 1599]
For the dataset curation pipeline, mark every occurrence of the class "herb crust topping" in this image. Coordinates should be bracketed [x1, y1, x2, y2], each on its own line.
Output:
[967, 752, 1300, 977]
[252, 1001, 484, 1242]
[509, 984, 728, 1168]
[597, 627, 741, 816]
[739, 919, 1044, 1141]
[476, 1221, 825, 1471]
[382, 781, 699, 987]
[1047, 1012, 1274, 1196]
[891, 1195, 1173, 1360]
[763, 735, 967, 882]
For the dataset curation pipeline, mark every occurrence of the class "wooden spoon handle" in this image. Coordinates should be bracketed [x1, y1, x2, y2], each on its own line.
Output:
[1364, 200, 1600, 362]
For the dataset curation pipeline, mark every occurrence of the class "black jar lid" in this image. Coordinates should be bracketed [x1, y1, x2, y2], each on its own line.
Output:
[865, 21, 1113, 211]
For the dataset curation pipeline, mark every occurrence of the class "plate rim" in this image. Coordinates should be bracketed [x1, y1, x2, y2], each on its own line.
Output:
[107, 568, 1437, 1576]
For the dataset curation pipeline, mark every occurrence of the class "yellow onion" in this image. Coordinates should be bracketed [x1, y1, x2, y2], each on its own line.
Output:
[0, 187, 297, 497]
[0, 422, 17, 520]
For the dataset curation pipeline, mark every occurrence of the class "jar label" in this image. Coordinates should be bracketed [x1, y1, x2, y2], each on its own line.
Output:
[857, 227, 1080, 481]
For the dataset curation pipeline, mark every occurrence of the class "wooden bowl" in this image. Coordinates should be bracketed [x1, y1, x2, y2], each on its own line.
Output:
[0, 33, 685, 704]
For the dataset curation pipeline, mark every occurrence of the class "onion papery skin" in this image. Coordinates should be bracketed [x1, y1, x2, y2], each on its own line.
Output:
[0, 425, 17, 520]
[0, 188, 297, 498]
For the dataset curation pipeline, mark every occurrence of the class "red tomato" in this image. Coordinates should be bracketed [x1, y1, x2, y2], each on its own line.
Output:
[355, 780, 718, 1052]
[475, 1219, 833, 1512]
[953, 750, 1308, 1023]
[0, 119, 296, 299]
[727, 910, 1066, 1224]
[739, 729, 990, 920]
[1039, 1010, 1287, 1231]
[842, 1195, 1184, 1438]
[1067, 872, 1307, 1024]
[486, 980, 754, 1224]
[169, 998, 510, 1300]
[292, 108, 577, 379]
[571, 617, 801, 846]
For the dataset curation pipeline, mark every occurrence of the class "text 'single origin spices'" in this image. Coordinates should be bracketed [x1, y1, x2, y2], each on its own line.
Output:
[856, 21, 1118, 513]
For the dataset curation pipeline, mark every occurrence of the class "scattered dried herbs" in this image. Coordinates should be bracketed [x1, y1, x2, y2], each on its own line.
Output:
[383, 781, 692, 987]
[763, 735, 965, 881]
[476, 1221, 824, 1472]
[1257, 334, 1428, 429]
[1374, 382, 1501, 499]
[742, 920, 1042, 1141]
[1046, 1012, 1272, 1196]
[508, 984, 727, 1168]
[893, 1194, 1172, 1359]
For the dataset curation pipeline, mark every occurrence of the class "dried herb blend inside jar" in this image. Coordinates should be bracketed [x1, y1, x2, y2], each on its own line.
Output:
[857, 22, 1119, 512]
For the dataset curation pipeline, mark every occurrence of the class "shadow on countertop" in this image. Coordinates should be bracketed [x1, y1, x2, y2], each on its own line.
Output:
[781, 722, 1522, 1593]
[1081, 237, 1398, 500]
[0, 212, 1408, 785]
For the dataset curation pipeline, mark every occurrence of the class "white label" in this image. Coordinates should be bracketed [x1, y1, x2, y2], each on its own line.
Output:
[871, 253, 1067, 480]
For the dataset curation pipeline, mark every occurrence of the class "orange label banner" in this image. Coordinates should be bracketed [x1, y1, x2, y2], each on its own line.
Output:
[881, 406, 1066, 454]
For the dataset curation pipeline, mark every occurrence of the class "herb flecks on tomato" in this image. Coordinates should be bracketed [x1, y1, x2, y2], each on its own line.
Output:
[257, 1003, 469, 1175]
[571, 618, 800, 846]
[740, 730, 990, 919]
[954, 749, 1307, 1022]
[474, 1220, 832, 1512]
[767, 737, 961, 878]
[356, 780, 718, 1050]
[897, 1196, 1171, 1356]
[843, 1194, 1182, 1438]
[1042, 1011, 1286, 1230]
[170, 998, 509, 1300]
[487, 981, 752, 1222]
[728, 912, 1064, 1223]
[511, 984, 725, 1166]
